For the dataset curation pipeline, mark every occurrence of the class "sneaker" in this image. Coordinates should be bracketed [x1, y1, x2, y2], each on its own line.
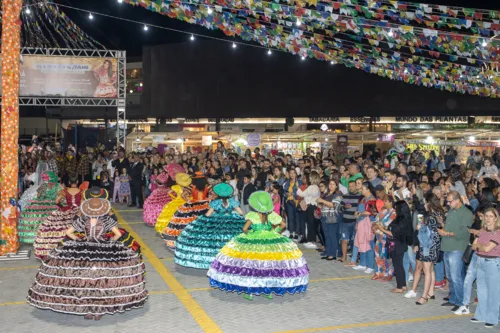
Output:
[404, 290, 417, 299]
[470, 318, 484, 323]
[408, 273, 414, 282]
[352, 265, 367, 271]
[364, 268, 374, 274]
[451, 306, 460, 312]
[303, 242, 318, 249]
[453, 305, 470, 315]
[434, 280, 445, 289]
[485, 323, 495, 328]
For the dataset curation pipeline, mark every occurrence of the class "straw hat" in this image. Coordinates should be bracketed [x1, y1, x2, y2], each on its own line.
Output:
[175, 173, 192, 188]
[80, 188, 111, 218]
[213, 183, 234, 198]
[83, 187, 109, 200]
[248, 191, 274, 213]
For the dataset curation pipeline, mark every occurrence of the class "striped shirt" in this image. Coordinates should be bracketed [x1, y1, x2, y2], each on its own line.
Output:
[342, 193, 362, 224]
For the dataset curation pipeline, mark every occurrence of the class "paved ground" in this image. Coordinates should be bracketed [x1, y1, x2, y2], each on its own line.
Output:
[0, 206, 488, 333]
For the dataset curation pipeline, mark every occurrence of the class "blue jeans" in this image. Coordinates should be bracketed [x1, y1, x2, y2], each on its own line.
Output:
[403, 246, 416, 281]
[359, 240, 375, 269]
[321, 217, 339, 257]
[462, 253, 478, 306]
[286, 201, 300, 234]
[444, 251, 465, 306]
[435, 260, 445, 282]
[475, 257, 500, 325]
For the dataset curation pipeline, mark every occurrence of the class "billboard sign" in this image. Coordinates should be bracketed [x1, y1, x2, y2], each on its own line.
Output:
[0, 55, 118, 98]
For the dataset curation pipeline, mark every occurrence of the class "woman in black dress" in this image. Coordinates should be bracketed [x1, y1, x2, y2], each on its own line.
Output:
[378, 200, 414, 293]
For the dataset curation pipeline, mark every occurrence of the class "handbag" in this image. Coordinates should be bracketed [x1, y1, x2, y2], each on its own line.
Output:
[385, 236, 395, 254]
[462, 244, 474, 265]
[314, 207, 322, 219]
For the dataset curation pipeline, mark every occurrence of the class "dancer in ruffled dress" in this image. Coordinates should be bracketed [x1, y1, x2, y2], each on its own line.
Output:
[209, 191, 309, 300]
[162, 172, 210, 250]
[175, 183, 246, 269]
[143, 164, 184, 227]
[18, 172, 62, 244]
[27, 187, 148, 320]
[19, 172, 39, 210]
[155, 173, 191, 234]
[33, 175, 88, 260]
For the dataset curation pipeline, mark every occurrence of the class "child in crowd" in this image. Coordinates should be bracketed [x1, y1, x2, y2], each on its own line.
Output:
[150, 168, 159, 192]
[271, 182, 281, 215]
[118, 168, 131, 204]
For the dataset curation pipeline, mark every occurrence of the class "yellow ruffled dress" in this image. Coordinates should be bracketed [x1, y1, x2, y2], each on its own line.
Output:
[154, 185, 186, 234]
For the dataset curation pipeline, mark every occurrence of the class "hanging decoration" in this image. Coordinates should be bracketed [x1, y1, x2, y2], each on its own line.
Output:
[0, 0, 22, 256]
[123, 0, 500, 97]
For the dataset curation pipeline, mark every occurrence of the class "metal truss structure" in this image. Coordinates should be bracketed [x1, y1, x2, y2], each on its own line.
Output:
[0, 48, 127, 146]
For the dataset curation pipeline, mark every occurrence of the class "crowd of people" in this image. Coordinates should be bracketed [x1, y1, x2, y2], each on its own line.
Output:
[17, 139, 500, 327]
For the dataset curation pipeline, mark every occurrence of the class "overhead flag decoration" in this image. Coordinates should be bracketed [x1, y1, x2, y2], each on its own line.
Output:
[123, 0, 500, 97]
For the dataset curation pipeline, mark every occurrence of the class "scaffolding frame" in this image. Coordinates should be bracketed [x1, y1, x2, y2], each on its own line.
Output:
[0, 48, 127, 146]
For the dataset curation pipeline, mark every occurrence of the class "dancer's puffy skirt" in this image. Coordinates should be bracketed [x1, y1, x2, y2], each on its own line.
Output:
[33, 207, 77, 260]
[161, 201, 209, 250]
[208, 230, 309, 296]
[174, 213, 246, 269]
[143, 187, 172, 227]
[154, 197, 185, 234]
[27, 240, 148, 316]
[18, 200, 58, 244]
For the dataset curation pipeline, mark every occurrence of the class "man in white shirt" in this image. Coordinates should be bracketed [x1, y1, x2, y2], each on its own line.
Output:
[394, 175, 411, 201]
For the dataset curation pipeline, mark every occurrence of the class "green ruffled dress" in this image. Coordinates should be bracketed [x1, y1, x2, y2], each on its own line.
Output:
[174, 198, 246, 269]
[18, 184, 61, 244]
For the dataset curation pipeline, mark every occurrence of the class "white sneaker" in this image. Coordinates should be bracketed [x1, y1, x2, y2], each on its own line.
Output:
[408, 273, 414, 282]
[303, 242, 318, 249]
[352, 265, 367, 271]
[364, 268, 374, 274]
[404, 290, 417, 298]
[454, 305, 470, 315]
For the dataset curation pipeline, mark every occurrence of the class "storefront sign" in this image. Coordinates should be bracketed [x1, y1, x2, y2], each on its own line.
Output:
[377, 134, 394, 143]
[247, 133, 261, 146]
[394, 116, 468, 123]
[0, 55, 118, 97]
[202, 136, 213, 146]
[466, 141, 500, 147]
[406, 143, 440, 155]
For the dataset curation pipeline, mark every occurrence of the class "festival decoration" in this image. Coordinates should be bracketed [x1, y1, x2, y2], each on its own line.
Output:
[123, 0, 500, 97]
[0, 0, 22, 256]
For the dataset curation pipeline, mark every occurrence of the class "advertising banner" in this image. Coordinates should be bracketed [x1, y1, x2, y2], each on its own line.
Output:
[0, 55, 118, 97]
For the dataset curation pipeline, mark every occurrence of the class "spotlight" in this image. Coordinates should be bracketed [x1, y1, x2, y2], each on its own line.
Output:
[88, 13, 94, 20]
[267, 49, 272, 55]
[190, 34, 195, 41]
[301, 56, 306, 60]
[143, 25, 149, 31]
[232, 43, 237, 48]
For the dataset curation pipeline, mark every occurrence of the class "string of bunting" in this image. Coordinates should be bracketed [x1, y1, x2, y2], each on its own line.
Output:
[123, 0, 499, 97]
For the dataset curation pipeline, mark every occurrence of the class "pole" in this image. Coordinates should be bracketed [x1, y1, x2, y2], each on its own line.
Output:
[0, 0, 22, 255]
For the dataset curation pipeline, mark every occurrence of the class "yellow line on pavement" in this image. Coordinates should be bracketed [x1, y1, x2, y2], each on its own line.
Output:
[273, 314, 472, 333]
[125, 221, 146, 225]
[114, 210, 222, 333]
[115, 209, 142, 212]
[0, 265, 39, 271]
[0, 301, 25, 307]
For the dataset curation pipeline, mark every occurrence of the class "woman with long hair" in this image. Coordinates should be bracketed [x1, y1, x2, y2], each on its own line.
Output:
[405, 193, 443, 304]
[470, 207, 500, 328]
[297, 171, 322, 249]
[316, 179, 343, 260]
[378, 200, 413, 293]
[373, 196, 396, 281]
[283, 168, 302, 240]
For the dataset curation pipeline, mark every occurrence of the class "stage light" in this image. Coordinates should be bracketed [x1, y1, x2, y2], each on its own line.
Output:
[129, 90, 133, 93]
[301, 56, 305, 60]
[267, 49, 272, 55]
[139, 83, 143, 87]
[330, 61, 335, 65]
[88, 13, 94, 20]
[190, 34, 195, 41]
[232, 43, 237, 48]
[143, 25, 149, 31]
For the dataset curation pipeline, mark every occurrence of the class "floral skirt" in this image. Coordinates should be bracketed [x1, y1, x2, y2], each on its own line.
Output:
[161, 201, 209, 250]
[208, 230, 309, 296]
[174, 212, 246, 269]
[27, 240, 148, 316]
[18, 199, 58, 244]
[33, 207, 78, 260]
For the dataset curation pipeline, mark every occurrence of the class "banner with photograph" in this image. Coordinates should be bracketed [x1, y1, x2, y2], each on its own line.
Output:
[0, 55, 118, 98]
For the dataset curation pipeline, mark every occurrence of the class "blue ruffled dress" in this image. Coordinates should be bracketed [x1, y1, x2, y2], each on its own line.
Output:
[174, 198, 246, 269]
